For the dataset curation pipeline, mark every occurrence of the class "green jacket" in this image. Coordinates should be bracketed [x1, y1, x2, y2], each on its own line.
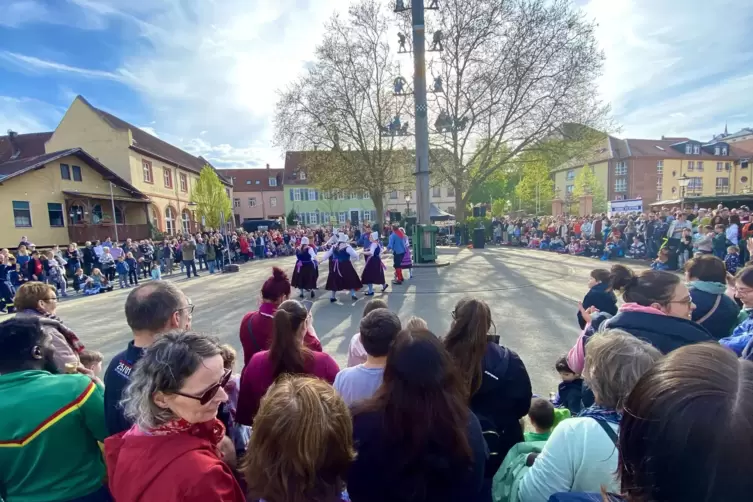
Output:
[492, 441, 547, 502]
[0, 371, 107, 502]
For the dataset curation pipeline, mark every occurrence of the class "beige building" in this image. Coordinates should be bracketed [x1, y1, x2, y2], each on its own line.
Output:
[45, 96, 232, 236]
[0, 132, 149, 249]
[384, 184, 457, 217]
[218, 165, 285, 227]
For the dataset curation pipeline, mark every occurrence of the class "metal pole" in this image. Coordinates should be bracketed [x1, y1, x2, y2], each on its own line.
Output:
[411, 1, 431, 226]
[109, 182, 119, 242]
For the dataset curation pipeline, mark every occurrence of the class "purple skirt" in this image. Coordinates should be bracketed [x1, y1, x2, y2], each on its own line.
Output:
[291, 261, 317, 290]
[326, 259, 362, 291]
[361, 256, 386, 285]
[401, 248, 413, 269]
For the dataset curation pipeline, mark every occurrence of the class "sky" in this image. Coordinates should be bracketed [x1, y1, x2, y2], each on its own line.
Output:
[1, 0, 752, 170]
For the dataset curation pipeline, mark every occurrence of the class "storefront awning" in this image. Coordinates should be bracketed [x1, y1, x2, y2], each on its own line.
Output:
[63, 191, 150, 203]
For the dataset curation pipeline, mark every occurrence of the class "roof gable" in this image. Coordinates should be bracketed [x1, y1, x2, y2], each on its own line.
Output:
[218, 168, 284, 190]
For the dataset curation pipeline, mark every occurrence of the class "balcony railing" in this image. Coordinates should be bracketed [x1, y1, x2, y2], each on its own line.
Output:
[716, 186, 731, 194]
[685, 187, 704, 196]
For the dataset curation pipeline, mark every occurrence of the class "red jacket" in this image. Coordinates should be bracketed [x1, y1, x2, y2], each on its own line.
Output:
[105, 421, 245, 502]
[236, 350, 340, 426]
[239, 238, 250, 254]
[239, 302, 322, 365]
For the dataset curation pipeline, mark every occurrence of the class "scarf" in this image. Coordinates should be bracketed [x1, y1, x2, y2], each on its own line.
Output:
[577, 404, 623, 425]
[687, 280, 727, 295]
[21, 309, 85, 353]
[143, 418, 226, 447]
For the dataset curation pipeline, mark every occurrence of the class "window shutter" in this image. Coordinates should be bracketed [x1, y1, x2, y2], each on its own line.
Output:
[289, 188, 294, 201]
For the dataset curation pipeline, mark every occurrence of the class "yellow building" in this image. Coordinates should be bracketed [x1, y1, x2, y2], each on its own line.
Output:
[552, 135, 615, 207]
[45, 96, 232, 235]
[0, 141, 149, 249]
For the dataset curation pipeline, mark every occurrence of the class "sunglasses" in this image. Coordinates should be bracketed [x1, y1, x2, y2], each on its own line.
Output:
[172, 368, 232, 405]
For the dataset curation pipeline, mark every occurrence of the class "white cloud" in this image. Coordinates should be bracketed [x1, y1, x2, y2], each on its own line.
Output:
[0, 1, 50, 27]
[584, 0, 753, 140]
[0, 96, 64, 133]
[0, 51, 134, 84]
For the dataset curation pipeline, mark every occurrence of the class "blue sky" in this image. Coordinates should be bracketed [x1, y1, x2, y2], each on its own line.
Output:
[1, 0, 752, 170]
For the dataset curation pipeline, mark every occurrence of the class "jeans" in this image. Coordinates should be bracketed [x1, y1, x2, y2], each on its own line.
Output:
[161, 257, 173, 274]
[128, 269, 139, 285]
[216, 257, 224, 270]
[118, 273, 128, 288]
[208, 260, 216, 274]
[104, 267, 115, 282]
[184, 260, 198, 278]
[197, 255, 207, 269]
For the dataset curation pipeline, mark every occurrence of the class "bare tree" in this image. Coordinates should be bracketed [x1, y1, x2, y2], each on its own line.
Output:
[413, 0, 610, 221]
[274, 0, 414, 227]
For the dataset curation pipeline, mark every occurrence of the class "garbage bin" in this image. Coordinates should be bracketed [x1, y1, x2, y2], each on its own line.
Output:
[473, 228, 486, 249]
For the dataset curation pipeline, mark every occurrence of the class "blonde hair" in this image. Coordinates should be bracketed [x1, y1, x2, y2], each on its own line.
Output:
[405, 316, 428, 330]
[243, 376, 355, 502]
[13, 282, 56, 311]
[219, 343, 237, 370]
[584, 330, 662, 410]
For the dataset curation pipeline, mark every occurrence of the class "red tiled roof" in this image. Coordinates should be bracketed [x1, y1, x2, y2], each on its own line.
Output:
[283, 151, 311, 185]
[0, 131, 53, 163]
[0, 148, 147, 199]
[218, 168, 284, 191]
[77, 96, 230, 185]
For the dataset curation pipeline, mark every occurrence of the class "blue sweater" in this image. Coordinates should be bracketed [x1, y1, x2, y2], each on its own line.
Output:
[115, 261, 129, 274]
[720, 312, 753, 356]
[388, 232, 406, 254]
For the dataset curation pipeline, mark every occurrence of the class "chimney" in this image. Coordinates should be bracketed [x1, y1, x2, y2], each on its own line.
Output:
[7, 130, 20, 159]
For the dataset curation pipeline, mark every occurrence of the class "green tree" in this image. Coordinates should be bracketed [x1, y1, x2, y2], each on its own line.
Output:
[571, 163, 607, 214]
[514, 155, 554, 214]
[190, 166, 232, 230]
[286, 209, 299, 226]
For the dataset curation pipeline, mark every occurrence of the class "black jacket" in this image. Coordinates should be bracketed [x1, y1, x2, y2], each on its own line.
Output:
[557, 378, 584, 416]
[103, 342, 146, 435]
[578, 283, 618, 329]
[470, 338, 532, 475]
[602, 310, 714, 354]
[689, 287, 740, 340]
[82, 247, 95, 265]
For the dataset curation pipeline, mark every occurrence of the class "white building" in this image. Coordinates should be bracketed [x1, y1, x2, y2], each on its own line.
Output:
[384, 184, 456, 216]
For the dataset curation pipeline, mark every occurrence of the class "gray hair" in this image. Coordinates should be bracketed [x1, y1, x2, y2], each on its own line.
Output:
[122, 331, 221, 429]
[584, 329, 662, 411]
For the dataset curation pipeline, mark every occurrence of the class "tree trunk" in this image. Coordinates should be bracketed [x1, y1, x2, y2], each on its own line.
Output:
[454, 189, 466, 222]
[372, 196, 384, 233]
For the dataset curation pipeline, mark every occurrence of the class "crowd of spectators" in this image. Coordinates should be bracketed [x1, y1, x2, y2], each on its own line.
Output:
[2, 254, 753, 502]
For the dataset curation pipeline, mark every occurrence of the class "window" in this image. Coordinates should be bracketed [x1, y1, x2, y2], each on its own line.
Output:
[390, 190, 398, 199]
[615, 161, 627, 175]
[299, 171, 307, 180]
[697, 161, 704, 171]
[163, 168, 173, 188]
[688, 177, 703, 192]
[293, 188, 301, 201]
[685, 144, 692, 154]
[60, 164, 71, 180]
[433, 186, 441, 197]
[566, 169, 575, 181]
[310, 212, 319, 225]
[226, 189, 231, 198]
[47, 203, 64, 227]
[248, 198, 257, 207]
[614, 179, 627, 192]
[564, 185, 573, 194]
[269, 177, 277, 187]
[72, 165, 82, 182]
[91, 204, 103, 224]
[69, 204, 85, 224]
[246, 180, 251, 185]
[344, 191, 352, 200]
[722, 147, 728, 155]
[716, 177, 730, 193]
[657, 160, 663, 174]
[233, 198, 240, 208]
[693, 145, 700, 154]
[270, 197, 277, 207]
[179, 173, 188, 192]
[717, 162, 723, 172]
[447, 186, 455, 197]
[338, 212, 346, 223]
[715, 146, 721, 155]
[114, 206, 124, 224]
[165, 207, 176, 234]
[337, 190, 345, 200]
[13, 201, 32, 227]
[308, 189, 317, 200]
[726, 162, 732, 171]
[656, 178, 663, 190]
[688, 160, 695, 171]
[142, 160, 153, 183]
[182, 210, 191, 233]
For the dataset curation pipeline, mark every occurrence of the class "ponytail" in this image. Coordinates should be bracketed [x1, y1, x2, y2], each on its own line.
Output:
[269, 300, 310, 378]
[609, 264, 635, 292]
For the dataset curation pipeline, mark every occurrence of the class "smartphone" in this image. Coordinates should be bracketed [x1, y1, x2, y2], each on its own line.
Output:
[301, 300, 314, 312]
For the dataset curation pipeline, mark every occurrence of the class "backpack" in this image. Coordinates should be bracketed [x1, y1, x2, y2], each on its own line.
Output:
[475, 346, 511, 477]
[491, 441, 547, 502]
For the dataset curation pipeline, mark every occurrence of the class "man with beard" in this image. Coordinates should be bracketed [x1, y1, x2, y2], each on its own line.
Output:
[0, 317, 109, 502]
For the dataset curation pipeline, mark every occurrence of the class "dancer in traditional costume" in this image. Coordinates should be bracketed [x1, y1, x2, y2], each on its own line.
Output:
[291, 237, 318, 298]
[321, 233, 362, 302]
[360, 231, 388, 296]
[399, 227, 413, 279]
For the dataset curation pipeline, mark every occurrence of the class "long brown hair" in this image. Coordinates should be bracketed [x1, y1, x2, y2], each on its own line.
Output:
[244, 376, 355, 502]
[443, 297, 492, 397]
[353, 328, 473, 500]
[269, 300, 311, 378]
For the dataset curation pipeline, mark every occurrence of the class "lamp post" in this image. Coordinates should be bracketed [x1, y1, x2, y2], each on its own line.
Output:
[405, 192, 412, 216]
[677, 174, 690, 210]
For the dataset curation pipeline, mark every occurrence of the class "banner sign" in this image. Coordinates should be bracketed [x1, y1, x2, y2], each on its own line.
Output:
[608, 198, 643, 214]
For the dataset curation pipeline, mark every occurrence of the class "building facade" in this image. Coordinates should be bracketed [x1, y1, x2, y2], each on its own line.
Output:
[45, 96, 232, 236]
[0, 134, 149, 248]
[284, 151, 377, 226]
[218, 165, 284, 226]
[552, 135, 615, 209]
[383, 185, 457, 216]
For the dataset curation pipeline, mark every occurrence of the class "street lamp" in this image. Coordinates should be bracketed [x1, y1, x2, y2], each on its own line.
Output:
[405, 192, 412, 216]
[677, 174, 690, 210]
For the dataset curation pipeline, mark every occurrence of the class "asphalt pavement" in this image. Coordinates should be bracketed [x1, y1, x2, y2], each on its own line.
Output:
[48, 246, 648, 394]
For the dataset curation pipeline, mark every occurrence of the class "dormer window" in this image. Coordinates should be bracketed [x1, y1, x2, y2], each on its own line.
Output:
[715, 146, 720, 155]
[722, 147, 728, 156]
[693, 145, 700, 154]
[300, 171, 307, 180]
[685, 144, 692, 154]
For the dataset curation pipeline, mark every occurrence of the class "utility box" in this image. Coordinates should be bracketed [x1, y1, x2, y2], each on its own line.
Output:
[414, 224, 438, 263]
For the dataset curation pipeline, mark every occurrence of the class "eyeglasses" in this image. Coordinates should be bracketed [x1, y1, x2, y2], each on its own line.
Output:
[668, 296, 693, 306]
[172, 368, 232, 405]
[175, 304, 195, 316]
[43, 297, 58, 302]
[736, 287, 753, 295]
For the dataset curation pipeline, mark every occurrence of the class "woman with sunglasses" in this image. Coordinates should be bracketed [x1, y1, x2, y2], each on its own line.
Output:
[236, 299, 340, 426]
[105, 331, 245, 502]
